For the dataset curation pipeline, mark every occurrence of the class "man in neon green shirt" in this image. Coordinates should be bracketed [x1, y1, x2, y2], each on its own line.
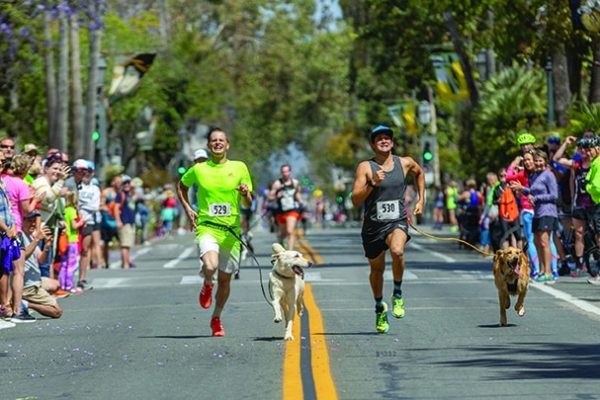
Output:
[585, 136, 600, 285]
[177, 128, 253, 336]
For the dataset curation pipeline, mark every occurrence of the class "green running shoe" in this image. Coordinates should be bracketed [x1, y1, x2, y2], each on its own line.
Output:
[375, 302, 390, 334]
[391, 296, 405, 319]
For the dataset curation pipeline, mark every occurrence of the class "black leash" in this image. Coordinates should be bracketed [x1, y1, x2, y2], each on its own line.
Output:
[198, 220, 274, 308]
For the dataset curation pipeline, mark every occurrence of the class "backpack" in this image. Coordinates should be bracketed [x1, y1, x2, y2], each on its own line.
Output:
[498, 187, 519, 222]
[107, 191, 126, 219]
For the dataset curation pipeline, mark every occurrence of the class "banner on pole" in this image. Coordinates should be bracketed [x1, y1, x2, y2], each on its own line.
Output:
[430, 53, 469, 102]
[387, 100, 417, 136]
[109, 53, 156, 102]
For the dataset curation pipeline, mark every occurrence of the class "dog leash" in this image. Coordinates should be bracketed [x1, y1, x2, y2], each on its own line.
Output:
[408, 221, 495, 257]
[198, 220, 274, 308]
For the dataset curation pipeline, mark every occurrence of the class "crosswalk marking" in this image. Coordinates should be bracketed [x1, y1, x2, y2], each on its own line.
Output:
[91, 278, 128, 288]
[164, 247, 195, 268]
[384, 270, 418, 281]
[409, 242, 456, 263]
[90, 271, 494, 290]
[180, 275, 201, 285]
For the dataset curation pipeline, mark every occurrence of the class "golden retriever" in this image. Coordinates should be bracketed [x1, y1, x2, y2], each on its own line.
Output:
[270, 243, 312, 341]
[493, 247, 530, 326]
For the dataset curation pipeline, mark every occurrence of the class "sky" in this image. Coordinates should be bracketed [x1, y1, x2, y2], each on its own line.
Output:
[315, 0, 343, 26]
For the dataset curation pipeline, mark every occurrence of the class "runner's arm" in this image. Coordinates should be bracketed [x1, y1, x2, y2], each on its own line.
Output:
[237, 183, 253, 208]
[177, 180, 197, 222]
[268, 181, 281, 201]
[293, 179, 304, 207]
[406, 157, 426, 215]
[351, 161, 374, 207]
[553, 136, 576, 162]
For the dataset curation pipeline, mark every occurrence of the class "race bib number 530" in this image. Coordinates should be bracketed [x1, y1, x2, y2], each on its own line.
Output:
[376, 200, 400, 220]
[209, 203, 232, 217]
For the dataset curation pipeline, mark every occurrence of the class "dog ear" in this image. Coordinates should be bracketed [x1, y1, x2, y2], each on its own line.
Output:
[272, 243, 285, 254]
[519, 249, 529, 266]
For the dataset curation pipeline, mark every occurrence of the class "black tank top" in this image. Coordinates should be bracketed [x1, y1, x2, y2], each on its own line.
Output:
[362, 156, 407, 236]
[277, 178, 298, 212]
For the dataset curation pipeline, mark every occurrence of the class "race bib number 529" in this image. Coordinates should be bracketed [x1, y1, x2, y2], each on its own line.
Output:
[209, 203, 232, 217]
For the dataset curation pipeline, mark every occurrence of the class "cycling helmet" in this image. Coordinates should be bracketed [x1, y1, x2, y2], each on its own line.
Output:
[516, 131, 536, 145]
[577, 136, 598, 148]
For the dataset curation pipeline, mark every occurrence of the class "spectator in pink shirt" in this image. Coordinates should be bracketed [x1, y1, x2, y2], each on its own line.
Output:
[3, 154, 40, 231]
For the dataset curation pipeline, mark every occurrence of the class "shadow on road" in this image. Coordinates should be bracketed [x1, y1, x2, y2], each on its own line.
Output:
[253, 336, 283, 342]
[138, 335, 212, 339]
[427, 342, 600, 380]
[478, 323, 518, 328]
[312, 331, 379, 336]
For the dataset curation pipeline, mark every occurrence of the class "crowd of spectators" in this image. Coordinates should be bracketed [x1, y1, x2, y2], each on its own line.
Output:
[434, 131, 600, 286]
[0, 137, 186, 330]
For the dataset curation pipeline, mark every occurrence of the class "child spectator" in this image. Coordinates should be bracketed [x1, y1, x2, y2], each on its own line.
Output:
[20, 211, 63, 318]
[60, 191, 85, 293]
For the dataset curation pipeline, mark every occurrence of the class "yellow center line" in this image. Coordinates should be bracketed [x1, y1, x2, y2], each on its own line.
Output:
[304, 283, 338, 400]
[283, 235, 336, 399]
[283, 312, 303, 399]
[297, 237, 324, 265]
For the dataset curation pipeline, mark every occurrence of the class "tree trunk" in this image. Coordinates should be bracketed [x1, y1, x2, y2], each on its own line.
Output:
[55, 13, 69, 151]
[44, 13, 58, 147]
[590, 42, 600, 103]
[552, 49, 572, 127]
[443, 11, 479, 108]
[70, 14, 85, 158]
[84, 28, 102, 160]
[566, 39, 584, 99]
[159, 0, 170, 47]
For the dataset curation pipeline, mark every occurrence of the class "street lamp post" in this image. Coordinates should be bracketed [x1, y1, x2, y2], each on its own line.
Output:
[475, 49, 488, 82]
[95, 55, 108, 171]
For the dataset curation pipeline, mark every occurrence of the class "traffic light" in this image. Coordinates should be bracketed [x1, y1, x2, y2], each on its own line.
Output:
[421, 135, 435, 166]
[423, 142, 433, 163]
[177, 160, 187, 175]
[92, 112, 101, 143]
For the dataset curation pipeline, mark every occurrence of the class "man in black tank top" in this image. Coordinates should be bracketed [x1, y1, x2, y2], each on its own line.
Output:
[351, 125, 426, 333]
[268, 164, 304, 250]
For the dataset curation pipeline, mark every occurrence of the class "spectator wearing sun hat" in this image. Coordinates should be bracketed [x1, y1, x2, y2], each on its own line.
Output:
[193, 148, 209, 163]
[23, 144, 39, 157]
[68, 159, 101, 290]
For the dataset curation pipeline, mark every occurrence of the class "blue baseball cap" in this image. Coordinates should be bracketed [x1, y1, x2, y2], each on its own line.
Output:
[370, 125, 394, 141]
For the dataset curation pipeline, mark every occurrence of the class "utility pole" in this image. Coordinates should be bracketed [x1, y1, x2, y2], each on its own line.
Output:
[427, 86, 440, 187]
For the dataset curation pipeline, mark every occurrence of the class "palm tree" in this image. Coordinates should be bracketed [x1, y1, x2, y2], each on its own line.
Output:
[469, 64, 546, 176]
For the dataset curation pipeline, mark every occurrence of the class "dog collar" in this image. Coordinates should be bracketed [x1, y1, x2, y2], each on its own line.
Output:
[272, 270, 295, 280]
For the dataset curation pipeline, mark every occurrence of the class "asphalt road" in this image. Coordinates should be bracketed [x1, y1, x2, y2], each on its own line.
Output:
[3, 224, 600, 400]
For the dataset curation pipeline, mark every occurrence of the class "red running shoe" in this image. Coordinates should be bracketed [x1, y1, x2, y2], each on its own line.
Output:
[210, 317, 225, 337]
[199, 283, 214, 309]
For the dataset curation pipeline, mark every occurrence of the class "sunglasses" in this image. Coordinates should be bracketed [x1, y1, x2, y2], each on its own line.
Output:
[0, 144, 15, 149]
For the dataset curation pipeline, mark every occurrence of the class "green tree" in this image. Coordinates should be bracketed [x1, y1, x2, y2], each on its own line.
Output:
[471, 64, 546, 176]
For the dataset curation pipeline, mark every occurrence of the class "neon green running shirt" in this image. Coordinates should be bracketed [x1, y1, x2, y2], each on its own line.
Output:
[180, 159, 253, 232]
[446, 187, 458, 209]
[64, 206, 80, 243]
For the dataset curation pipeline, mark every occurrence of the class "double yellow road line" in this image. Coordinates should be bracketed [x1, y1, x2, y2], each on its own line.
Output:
[283, 239, 337, 400]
